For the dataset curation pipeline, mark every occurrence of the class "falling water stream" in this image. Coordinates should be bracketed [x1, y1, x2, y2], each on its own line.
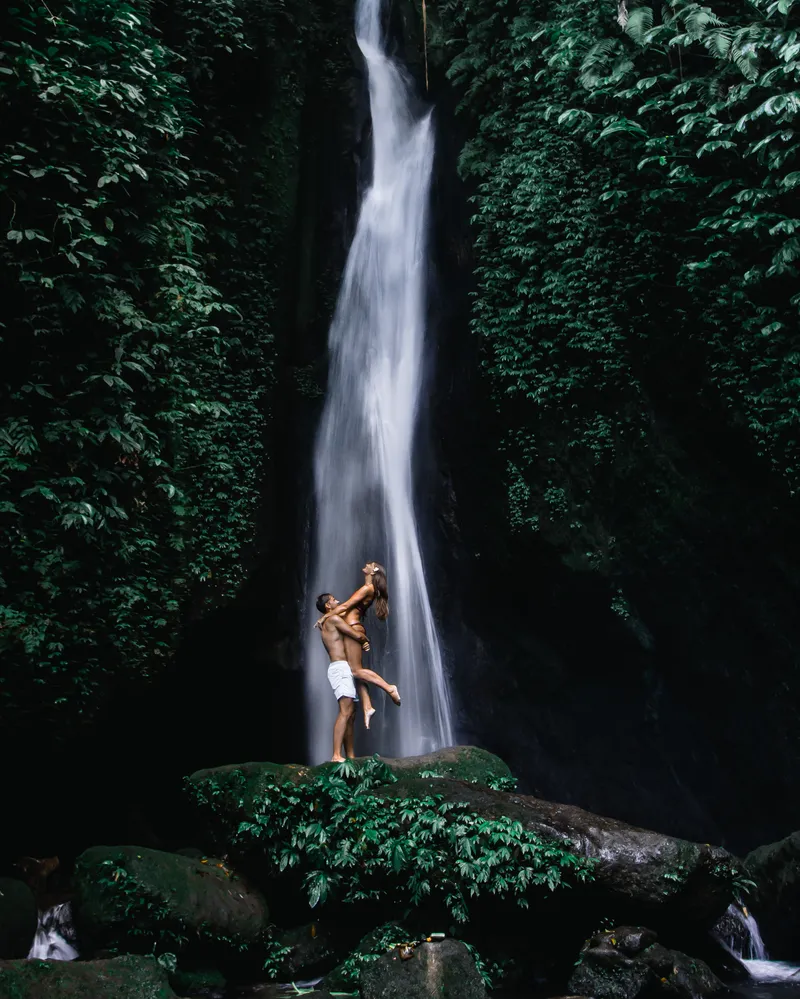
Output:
[718, 904, 800, 984]
[304, 0, 453, 761]
[28, 902, 78, 961]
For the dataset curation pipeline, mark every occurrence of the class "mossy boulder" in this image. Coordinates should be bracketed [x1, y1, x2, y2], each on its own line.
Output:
[0, 877, 37, 959]
[360, 938, 487, 999]
[73, 845, 270, 958]
[187, 746, 512, 853]
[0, 955, 177, 999]
[372, 779, 738, 930]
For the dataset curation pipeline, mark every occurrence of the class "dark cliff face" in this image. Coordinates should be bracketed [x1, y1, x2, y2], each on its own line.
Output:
[418, 28, 800, 856]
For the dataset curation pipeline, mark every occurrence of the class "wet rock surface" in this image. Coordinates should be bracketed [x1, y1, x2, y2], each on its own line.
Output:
[568, 927, 725, 999]
[375, 779, 738, 928]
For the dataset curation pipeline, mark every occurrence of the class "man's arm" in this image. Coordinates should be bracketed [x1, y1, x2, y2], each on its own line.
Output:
[315, 583, 373, 628]
[330, 615, 370, 646]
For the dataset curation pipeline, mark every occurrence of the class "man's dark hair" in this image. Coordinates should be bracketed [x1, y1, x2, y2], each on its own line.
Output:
[316, 593, 333, 615]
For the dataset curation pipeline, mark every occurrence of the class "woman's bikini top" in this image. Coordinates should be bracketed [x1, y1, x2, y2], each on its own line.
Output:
[346, 588, 374, 623]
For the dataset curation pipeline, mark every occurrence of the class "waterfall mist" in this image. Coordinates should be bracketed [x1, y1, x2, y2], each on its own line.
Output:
[303, 0, 454, 762]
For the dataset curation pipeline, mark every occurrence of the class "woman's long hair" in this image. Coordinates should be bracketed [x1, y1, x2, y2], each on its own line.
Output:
[371, 562, 389, 620]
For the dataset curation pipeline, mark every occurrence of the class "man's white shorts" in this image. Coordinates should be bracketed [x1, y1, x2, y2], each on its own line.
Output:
[328, 660, 358, 701]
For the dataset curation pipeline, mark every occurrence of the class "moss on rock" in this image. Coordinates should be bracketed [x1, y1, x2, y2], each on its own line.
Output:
[0, 955, 177, 999]
[73, 845, 270, 958]
[376, 747, 513, 785]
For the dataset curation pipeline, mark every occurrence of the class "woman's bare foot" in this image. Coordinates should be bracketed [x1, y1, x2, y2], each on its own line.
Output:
[364, 706, 376, 729]
[331, 755, 346, 763]
[387, 685, 401, 706]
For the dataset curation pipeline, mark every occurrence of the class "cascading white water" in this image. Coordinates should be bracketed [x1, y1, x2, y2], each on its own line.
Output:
[732, 904, 769, 962]
[304, 0, 453, 761]
[717, 903, 800, 983]
[28, 902, 78, 961]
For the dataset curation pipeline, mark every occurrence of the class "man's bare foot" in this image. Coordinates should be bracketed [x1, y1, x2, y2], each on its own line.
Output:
[331, 755, 346, 763]
[387, 684, 401, 706]
[364, 706, 376, 729]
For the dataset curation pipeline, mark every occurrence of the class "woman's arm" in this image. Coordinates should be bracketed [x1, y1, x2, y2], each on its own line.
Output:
[314, 583, 374, 628]
[330, 615, 370, 649]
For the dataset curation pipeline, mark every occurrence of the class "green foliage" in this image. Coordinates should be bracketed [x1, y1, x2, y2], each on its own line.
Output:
[440, 0, 800, 587]
[189, 756, 595, 929]
[0, 0, 350, 726]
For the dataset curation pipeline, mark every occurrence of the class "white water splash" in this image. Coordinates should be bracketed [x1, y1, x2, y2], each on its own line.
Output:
[28, 902, 78, 961]
[717, 903, 800, 983]
[304, 0, 453, 761]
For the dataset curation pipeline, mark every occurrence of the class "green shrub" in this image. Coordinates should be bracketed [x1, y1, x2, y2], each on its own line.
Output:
[189, 757, 595, 925]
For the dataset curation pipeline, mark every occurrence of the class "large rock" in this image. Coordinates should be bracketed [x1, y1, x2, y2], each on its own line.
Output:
[187, 746, 512, 852]
[745, 830, 800, 959]
[360, 938, 487, 999]
[0, 877, 37, 958]
[568, 927, 724, 999]
[0, 955, 177, 998]
[373, 779, 738, 929]
[73, 845, 270, 958]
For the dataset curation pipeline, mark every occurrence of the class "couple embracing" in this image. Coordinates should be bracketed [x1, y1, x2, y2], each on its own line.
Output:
[315, 561, 401, 762]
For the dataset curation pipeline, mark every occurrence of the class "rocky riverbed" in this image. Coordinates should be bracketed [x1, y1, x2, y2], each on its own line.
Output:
[2, 747, 800, 999]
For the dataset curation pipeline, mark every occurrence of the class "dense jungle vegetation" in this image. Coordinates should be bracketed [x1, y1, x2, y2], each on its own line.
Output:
[2, 0, 800, 747]
[438, 0, 800, 610]
[0, 0, 351, 731]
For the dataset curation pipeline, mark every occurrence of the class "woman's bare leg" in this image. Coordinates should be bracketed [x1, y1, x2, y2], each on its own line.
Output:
[351, 667, 401, 706]
[357, 679, 376, 729]
[345, 636, 376, 728]
[344, 629, 401, 708]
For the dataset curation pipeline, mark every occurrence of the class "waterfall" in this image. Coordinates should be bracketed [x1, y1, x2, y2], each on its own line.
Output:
[304, 0, 454, 761]
[28, 902, 78, 961]
[716, 903, 800, 983]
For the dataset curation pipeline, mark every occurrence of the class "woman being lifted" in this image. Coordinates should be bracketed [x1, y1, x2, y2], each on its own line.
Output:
[316, 560, 401, 729]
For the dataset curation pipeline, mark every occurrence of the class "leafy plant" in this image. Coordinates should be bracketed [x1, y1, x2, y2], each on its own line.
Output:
[189, 757, 595, 927]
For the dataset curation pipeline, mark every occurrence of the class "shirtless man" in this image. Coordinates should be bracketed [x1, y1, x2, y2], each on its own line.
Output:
[317, 596, 367, 762]
[317, 592, 401, 760]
